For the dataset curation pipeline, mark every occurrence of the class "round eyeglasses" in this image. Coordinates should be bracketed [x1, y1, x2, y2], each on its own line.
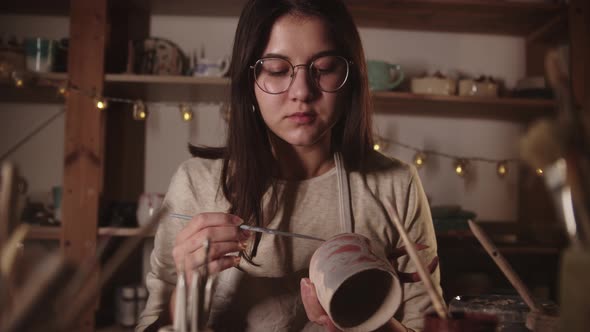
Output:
[251, 55, 352, 94]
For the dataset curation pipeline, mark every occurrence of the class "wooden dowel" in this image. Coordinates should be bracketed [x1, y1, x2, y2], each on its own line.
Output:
[175, 274, 187, 332]
[383, 201, 448, 319]
[467, 220, 538, 311]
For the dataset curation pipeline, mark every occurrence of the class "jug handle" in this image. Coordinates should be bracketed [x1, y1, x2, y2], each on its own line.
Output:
[218, 56, 231, 77]
[387, 64, 404, 90]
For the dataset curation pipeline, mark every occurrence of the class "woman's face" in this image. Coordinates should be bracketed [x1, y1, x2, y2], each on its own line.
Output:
[254, 14, 347, 150]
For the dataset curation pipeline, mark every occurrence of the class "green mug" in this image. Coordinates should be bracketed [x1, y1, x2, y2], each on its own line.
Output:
[367, 60, 404, 91]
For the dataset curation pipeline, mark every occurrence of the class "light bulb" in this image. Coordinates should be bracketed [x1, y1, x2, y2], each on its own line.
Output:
[413, 152, 427, 169]
[535, 168, 544, 176]
[454, 159, 469, 177]
[11, 71, 25, 88]
[132, 100, 148, 121]
[57, 85, 68, 97]
[179, 103, 193, 122]
[95, 97, 108, 110]
[373, 143, 380, 151]
[496, 161, 508, 178]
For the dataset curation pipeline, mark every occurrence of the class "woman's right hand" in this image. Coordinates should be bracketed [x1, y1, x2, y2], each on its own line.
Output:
[172, 212, 250, 284]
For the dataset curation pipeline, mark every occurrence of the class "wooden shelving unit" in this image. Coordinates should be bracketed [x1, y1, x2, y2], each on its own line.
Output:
[2, 1, 585, 331]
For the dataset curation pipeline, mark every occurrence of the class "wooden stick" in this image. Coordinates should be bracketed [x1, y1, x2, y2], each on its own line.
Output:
[1, 224, 30, 276]
[175, 274, 187, 332]
[468, 220, 538, 311]
[0, 163, 19, 247]
[383, 201, 448, 319]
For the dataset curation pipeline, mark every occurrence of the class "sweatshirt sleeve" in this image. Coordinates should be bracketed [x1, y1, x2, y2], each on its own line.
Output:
[392, 167, 442, 331]
[136, 163, 196, 332]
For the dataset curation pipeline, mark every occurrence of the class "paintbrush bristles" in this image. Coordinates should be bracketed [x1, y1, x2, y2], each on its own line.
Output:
[520, 119, 563, 170]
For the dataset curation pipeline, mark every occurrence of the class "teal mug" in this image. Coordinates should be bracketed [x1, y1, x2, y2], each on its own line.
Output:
[367, 60, 404, 91]
[24, 37, 57, 73]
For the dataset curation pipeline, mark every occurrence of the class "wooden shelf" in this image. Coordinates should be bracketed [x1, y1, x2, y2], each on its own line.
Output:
[26, 225, 155, 240]
[345, 0, 566, 36]
[372, 91, 554, 122]
[436, 231, 562, 255]
[104, 74, 230, 103]
[98, 226, 156, 237]
[27, 225, 61, 240]
[1, 1, 566, 37]
[1, 73, 554, 122]
[146, 0, 566, 36]
[0, 72, 67, 103]
[27, 224, 559, 255]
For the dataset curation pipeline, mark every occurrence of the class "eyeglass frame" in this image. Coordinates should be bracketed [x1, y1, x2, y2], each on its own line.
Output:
[250, 55, 354, 94]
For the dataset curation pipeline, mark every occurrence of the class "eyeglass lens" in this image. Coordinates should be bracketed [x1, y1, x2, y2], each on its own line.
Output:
[254, 55, 349, 94]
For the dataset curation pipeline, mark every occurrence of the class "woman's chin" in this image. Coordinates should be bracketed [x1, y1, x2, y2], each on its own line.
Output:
[281, 134, 327, 148]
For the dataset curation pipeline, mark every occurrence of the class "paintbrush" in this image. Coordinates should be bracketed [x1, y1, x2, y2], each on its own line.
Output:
[519, 48, 590, 247]
[169, 213, 325, 242]
[468, 220, 538, 311]
[468, 220, 560, 330]
[382, 201, 448, 319]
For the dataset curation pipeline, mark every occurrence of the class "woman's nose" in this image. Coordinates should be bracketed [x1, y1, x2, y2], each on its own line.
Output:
[288, 66, 317, 101]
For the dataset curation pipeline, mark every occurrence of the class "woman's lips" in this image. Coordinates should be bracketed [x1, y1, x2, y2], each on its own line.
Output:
[287, 112, 316, 124]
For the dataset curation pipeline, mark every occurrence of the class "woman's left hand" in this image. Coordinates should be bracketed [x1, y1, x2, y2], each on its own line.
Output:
[300, 278, 341, 332]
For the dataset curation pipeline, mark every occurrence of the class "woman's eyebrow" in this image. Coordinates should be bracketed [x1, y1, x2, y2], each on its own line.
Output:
[260, 50, 341, 61]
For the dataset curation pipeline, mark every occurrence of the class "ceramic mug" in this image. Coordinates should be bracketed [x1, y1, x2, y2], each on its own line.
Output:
[136, 193, 164, 227]
[194, 56, 230, 77]
[52, 186, 62, 221]
[24, 37, 57, 73]
[367, 60, 404, 91]
[309, 233, 402, 331]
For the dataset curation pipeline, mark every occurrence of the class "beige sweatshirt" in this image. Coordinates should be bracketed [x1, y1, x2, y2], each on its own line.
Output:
[136, 151, 442, 332]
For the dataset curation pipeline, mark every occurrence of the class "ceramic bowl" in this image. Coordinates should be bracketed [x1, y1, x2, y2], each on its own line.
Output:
[458, 79, 498, 97]
[411, 76, 457, 95]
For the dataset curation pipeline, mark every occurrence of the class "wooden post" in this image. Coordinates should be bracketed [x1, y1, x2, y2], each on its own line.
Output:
[61, 0, 108, 331]
[570, 0, 589, 111]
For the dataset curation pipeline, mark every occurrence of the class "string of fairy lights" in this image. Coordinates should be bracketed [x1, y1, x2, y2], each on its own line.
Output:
[8, 71, 545, 179]
[10, 71, 196, 122]
[371, 134, 538, 178]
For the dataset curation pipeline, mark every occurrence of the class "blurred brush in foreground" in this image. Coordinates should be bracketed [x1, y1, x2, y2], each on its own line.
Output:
[521, 47, 590, 332]
[520, 47, 590, 247]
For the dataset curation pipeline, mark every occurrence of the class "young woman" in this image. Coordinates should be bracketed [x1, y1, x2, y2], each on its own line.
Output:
[137, 0, 441, 331]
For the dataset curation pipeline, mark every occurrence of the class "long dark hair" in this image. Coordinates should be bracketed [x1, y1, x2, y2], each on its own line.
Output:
[189, 0, 373, 242]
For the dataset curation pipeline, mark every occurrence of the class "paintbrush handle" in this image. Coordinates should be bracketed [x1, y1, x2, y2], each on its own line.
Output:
[468, 220, 537, 311]
[383, 202, 448, 319]
[169, 213, 325, 242]
[239, 224, 324, 242]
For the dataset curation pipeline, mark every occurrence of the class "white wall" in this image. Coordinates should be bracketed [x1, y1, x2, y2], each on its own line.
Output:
[1, 14, 526, 221]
